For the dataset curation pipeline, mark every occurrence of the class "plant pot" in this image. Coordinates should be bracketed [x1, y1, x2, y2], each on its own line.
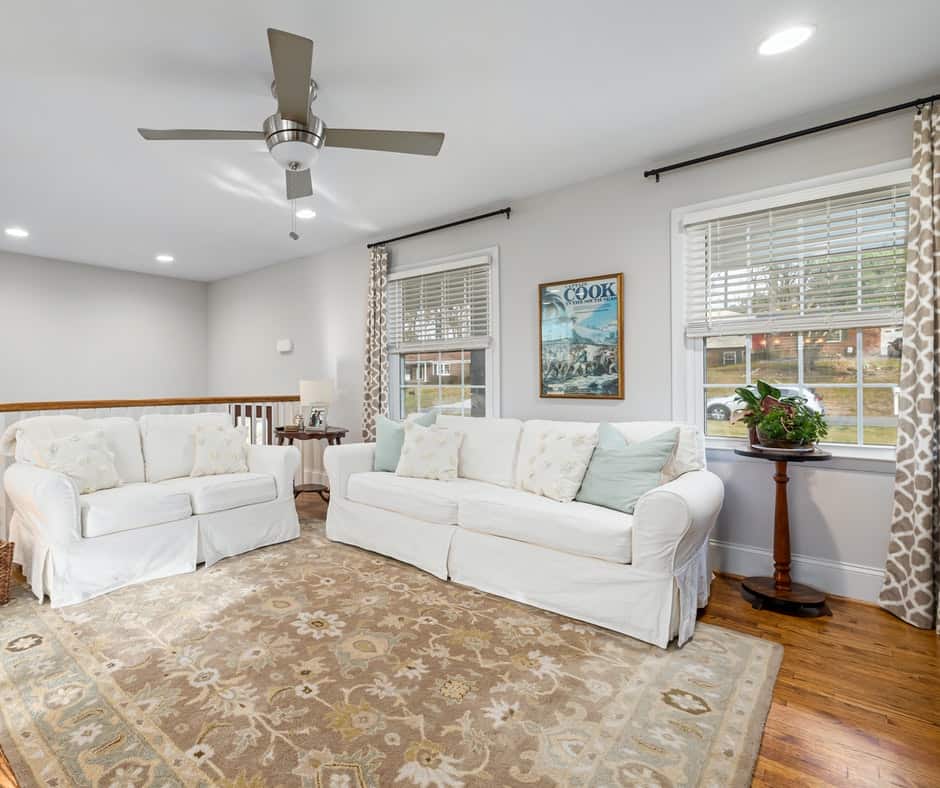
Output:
[747, 425, 759, 448]
[755, 426, 811, 450]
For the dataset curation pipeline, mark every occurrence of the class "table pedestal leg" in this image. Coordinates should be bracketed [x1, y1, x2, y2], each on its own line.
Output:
[773, 460, 792, 591]
[741, 458, 832, 616]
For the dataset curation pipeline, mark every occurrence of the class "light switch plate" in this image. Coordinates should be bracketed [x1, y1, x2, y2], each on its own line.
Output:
[276, 338, 293, 354]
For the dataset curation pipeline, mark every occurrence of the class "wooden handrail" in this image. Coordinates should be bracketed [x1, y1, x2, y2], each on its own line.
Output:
[0, 396, 300, 413]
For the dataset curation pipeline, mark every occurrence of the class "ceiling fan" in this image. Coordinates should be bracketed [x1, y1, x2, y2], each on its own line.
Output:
[138, 28, 445, 201]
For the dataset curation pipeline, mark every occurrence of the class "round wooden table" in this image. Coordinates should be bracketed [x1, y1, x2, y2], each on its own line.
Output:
[734, 446, 833, 617]
[275, 426, 348, 501]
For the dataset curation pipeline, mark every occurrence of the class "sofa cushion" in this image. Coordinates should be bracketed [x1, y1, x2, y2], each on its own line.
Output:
[608, 421, 704, 480]
[576, 426, 679, 514]
[191, 424, 249, 477]
[81, 484, 192, 538]
[35, 431, 122, 494]
[374, 412, 436, 472]
[514, 420, 599, 489]
[436, 415, 523, 487]
[139, 412, 232, 482]
[516, 423, 598, 502]
[459, 486, 633, 564]
[346, 472, 496, 525]
[159, 473, 277, 514]
[8, 415, 145, 483]
[395, 422, 464, 481]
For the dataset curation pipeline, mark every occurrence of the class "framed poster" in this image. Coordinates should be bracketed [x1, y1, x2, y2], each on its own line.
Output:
[539, 272, 624, 399]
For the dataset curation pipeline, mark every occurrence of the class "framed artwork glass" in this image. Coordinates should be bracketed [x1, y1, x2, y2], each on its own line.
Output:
[539, 272, 624, 399]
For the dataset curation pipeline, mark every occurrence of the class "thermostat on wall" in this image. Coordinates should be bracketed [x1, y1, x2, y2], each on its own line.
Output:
[276, 339, 293, 354]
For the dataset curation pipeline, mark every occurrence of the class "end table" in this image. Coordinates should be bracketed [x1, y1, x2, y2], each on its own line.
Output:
[275, 426, 349, 501]
[733, 446, 833, 616]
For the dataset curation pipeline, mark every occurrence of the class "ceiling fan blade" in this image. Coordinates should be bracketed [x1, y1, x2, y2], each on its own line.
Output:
[138, 128, 264, 141]
[324, 129, 445, 156]
[267, 28, 313, 124]
[286, 169, 313, 200]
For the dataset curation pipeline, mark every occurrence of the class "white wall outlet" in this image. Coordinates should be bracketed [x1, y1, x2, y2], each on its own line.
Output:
[276, 338, 293, 354]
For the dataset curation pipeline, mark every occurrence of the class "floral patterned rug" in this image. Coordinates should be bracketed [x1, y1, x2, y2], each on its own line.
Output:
[0, 520, 781, 787]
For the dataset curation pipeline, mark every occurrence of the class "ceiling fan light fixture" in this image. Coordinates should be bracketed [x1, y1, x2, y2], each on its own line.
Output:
[759, 25, 815, 55]
[269, 140, 320, 171]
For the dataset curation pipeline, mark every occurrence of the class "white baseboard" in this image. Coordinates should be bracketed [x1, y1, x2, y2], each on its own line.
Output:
[303, 469, 329, 486]
[709, 539, 885, 603]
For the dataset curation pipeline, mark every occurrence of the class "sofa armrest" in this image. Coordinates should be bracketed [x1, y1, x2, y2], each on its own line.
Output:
[247, 444, 301, 500]
[631, 470, 724, 575]
[3, 462, 82, 545]
[323, 443, 376, 499]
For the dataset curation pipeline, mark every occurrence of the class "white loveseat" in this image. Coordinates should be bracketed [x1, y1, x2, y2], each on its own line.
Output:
[324, 416, 723, 648]
[2, 412, 300, 607]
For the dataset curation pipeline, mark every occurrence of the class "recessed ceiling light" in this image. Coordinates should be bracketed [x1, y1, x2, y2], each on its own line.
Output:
[4, 227, 29, 238]
[155, 254, 174, 263]
[295, 208, 316, 220]
[759, 25, 815, 55]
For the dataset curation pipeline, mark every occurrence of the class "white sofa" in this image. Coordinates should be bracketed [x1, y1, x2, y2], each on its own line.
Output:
[2, 412, 300, 607]
[324, 416, 723, 648]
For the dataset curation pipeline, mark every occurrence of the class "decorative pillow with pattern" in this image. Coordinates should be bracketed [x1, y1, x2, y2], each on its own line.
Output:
[395, 421, 464, 481]
[519, 428, 598, 503]
[34, 430, 122, 494]
[190, 424, 249, 477]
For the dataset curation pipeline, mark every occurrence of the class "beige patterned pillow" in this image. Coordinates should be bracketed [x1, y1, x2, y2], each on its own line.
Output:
[395, 422, 464, 481]
[190, 425, 249, 477]
[34, 430, 121, 494]
[520, 428, 598, 503]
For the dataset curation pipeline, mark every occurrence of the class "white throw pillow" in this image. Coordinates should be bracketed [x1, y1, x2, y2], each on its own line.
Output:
[395, 422, 464, 481]
[190, 425, 249, 477]
[33, 430, 122, 494]
[519, 428, 598, 503]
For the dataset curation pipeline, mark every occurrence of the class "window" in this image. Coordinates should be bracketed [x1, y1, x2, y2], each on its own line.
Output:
[388, 250, 499, 418]
[677, 170, 909, 450]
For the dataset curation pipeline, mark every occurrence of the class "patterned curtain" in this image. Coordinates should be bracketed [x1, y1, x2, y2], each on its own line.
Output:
[879, 102, 940, 632]
[361, 246, 390, 442]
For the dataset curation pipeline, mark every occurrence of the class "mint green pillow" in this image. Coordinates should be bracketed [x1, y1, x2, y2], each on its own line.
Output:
[575, 425, 679, 514]
[374, 412, 436, 472]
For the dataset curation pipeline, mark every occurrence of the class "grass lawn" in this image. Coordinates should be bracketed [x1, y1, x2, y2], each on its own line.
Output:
[706, 420, 897, 446]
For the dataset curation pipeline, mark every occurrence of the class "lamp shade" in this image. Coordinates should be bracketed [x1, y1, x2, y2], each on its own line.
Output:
[299, 379, 334, 405]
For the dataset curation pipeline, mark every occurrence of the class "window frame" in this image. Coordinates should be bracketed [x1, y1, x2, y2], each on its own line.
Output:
[670, 162, 910, 462]
[388, 247, 500, 420]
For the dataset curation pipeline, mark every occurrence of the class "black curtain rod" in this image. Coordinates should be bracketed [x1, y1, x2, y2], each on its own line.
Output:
[644, 91, 939, 182]
[367, 207, 511, 248]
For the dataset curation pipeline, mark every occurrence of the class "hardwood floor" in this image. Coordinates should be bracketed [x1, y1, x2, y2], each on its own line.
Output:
[2, 494, 937, 787]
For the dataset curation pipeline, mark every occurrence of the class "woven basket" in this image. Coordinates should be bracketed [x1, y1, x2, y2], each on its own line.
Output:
[0, 541, 13, 606]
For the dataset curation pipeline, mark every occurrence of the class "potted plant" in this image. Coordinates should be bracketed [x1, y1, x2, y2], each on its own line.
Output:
[732, 380, 828, 450]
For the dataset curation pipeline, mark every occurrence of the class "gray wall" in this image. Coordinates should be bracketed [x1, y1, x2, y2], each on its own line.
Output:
[208, 111, 912, 599]
[1, 251, 209, 401]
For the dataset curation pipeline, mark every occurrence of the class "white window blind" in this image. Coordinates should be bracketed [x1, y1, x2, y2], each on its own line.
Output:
[388, 259, 492, 352]
[683, 184, 909, 337]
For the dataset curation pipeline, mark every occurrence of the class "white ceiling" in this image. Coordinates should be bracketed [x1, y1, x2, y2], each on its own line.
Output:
[1, 1, 938, 281]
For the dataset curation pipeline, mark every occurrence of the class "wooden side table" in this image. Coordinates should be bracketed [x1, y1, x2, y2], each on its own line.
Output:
[275, 426, 348, 502]
[733, 446, 833, 616]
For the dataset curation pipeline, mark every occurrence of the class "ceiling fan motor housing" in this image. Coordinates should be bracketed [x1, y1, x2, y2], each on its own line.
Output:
[264, 114, 324, 171]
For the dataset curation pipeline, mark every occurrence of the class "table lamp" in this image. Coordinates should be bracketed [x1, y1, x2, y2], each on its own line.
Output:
[299, 379, 334, 429]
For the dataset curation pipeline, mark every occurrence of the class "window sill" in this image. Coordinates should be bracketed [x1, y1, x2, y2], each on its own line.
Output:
[704, 436, 896, 473]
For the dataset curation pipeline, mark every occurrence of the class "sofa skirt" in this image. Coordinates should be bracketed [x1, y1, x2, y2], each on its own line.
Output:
[11, 497, 301, 608]
[448, 528, 704, 648]
[197, 498, 299, 566]
[326, 497, 456, 580]
[11, 511, 198, 608]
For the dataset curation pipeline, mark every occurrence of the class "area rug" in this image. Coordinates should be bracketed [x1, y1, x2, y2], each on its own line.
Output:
[0, 520, 781, 787]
